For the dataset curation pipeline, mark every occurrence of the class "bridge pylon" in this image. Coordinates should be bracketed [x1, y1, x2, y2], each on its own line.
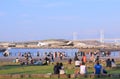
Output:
[100, 30, 104, 43]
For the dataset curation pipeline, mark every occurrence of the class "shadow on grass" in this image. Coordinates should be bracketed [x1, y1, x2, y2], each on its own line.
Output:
[0, 64, 23, 70]
[0, 64, 49, 70]
[0, 64, 50, 74]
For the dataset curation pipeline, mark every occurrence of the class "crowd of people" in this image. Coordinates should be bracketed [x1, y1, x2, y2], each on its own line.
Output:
[53, 51, 117, 76]
[12, 50, 117, 76]
[14, 52, 52, 66]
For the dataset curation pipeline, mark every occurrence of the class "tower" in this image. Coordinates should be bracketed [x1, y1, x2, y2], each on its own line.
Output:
[73, 32, 77, 41]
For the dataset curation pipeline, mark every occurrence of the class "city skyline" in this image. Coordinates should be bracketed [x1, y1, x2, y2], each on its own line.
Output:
[0, 0, 120, 41]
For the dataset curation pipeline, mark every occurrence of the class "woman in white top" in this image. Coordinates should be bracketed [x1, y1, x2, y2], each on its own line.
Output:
[80, 62, 87, 74]
[15, 58, 19, 63]
[111, 59, 116, 67]
[75, 59, 81, 67]
[60, 67, 65, 74]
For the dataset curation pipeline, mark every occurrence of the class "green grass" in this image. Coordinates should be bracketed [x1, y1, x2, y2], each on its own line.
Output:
[0, 62, 75, 75]
[0, 61, 120, 79]
[0, 64, 54, 74]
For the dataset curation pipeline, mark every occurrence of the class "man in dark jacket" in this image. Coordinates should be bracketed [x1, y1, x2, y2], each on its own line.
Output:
[106, 58, 111, 67]
[54, 62, 60, 74]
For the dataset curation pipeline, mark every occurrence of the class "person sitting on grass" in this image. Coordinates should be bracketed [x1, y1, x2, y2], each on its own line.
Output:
[15, 57, 19, 63]
[75, 58, 81, 67]
[59, 62, 66, 74]
[94, 61, 102, 75]
[68, 58, 72, 64]
[54, 62, 60, 74]
[111, 58, 116, 67]
[80, 62, 87, 75]
[102, 68, 107, 75]
[44, 57, 50, 65]
[34, 59, 43, 65]
[106, 58, 111, 68]
[59, 66, 65, 74]
[59, 62, 64, 69]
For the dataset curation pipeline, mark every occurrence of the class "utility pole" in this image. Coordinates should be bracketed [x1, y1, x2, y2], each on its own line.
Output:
[100, 30, 104, 43]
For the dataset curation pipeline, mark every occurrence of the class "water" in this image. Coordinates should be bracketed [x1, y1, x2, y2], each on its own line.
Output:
[111, 51, 120, 57]
[0, 48, 120, 57]
[0, 48, 78, 57]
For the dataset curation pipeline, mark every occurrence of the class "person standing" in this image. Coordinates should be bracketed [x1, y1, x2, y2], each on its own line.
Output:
[51, 54, 54, 62]
[82, 54, 87, 63]
[37, 51, 40, 57]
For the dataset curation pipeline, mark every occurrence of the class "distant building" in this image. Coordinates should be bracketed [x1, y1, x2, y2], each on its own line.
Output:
[0, 42, 10, 47]
[37, 42, 49, 46]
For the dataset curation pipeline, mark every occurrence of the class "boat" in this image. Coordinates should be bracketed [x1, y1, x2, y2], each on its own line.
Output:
[3, 49, 10, 56]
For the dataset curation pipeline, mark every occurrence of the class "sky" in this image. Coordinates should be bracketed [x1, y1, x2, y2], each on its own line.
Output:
[0, 0, 120, 41]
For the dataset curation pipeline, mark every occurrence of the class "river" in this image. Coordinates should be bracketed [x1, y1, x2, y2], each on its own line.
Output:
[0, 48, 120, 57]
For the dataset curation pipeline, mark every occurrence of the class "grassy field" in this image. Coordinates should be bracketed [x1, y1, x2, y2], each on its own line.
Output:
[0, 61, 120, 79]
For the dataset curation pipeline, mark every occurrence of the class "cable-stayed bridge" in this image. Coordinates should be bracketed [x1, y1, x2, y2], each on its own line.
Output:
[73, 30, 120, 44]
[79, 38, 120, 42]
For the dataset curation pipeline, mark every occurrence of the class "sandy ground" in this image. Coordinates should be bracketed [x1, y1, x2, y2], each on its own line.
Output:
[0, 56, 120, 63]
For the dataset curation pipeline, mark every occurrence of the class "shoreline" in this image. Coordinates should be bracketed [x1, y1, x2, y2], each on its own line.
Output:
[4, 47, 120, 52]
[0, 56, 120, 62]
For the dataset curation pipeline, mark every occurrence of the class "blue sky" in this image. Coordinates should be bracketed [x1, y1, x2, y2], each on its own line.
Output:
[0, 0, 120, 41]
